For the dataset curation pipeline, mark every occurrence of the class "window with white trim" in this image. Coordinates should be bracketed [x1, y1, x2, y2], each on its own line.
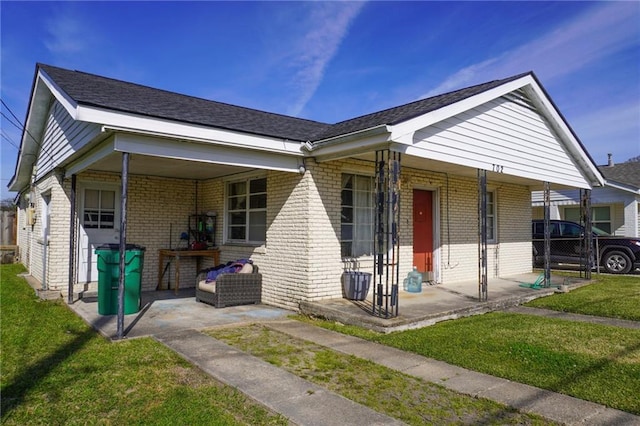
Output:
[226, 176, 267, 243]
[486, 190, 497, 243]
[341, 174, 374, 257]
[83, 189, 115, 229]
[565, 206, 611, 234]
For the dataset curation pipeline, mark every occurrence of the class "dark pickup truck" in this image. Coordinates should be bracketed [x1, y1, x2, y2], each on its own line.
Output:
[532, 220, 640, 274]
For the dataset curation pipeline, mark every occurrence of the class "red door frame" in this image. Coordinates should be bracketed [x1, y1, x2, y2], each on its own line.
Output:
[413, 189, 434, 275]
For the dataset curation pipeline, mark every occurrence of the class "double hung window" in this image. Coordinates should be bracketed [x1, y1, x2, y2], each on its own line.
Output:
[565, 206, 611, 234]
[341, 174, 374, 257]
[227, 177, 267, 243]
[486, 190, 496, 243]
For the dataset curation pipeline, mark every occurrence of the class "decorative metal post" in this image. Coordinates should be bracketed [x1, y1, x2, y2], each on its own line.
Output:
[372, 150, 401, 318]
[543, 181, 551, 287]
[580, 189, 592, 279]
[477, 169, 488, 301]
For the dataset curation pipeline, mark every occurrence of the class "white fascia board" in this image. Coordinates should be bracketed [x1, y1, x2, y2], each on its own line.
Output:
[9, 74, 63, 192]
[307, 125, 392, 161]
[38, 69, 79, 118]
[389, 75, 537, 143]
[520, 84, 604, 187]
[65, 138, 115, 177]
[39, 68, 302, 155]
[113, 133, 301, 173]
[388, 74, 604, 188]
[605, 180, 640, 195]
[311, 134, 393, 162]
[77, 107, 302, 155]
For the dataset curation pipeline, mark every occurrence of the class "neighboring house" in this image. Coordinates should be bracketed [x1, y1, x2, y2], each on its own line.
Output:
[532, 157, 640, 237]
[9, 64, 603, 312]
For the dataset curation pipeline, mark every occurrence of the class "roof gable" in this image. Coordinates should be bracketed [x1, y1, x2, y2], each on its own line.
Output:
[10, 63, 604, 193]
[309, 73, 530, 143]
[39, 64, 533, 145]
[38, 64, 331, 142]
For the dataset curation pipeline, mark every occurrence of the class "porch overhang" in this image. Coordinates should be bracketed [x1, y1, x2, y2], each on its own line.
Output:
[305, 74, 604, 191]
[63, 129, 305, 181]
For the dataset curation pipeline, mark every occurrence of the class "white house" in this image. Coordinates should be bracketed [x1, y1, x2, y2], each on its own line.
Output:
[9, 64, 603, 314]
[532, 157, 640, 237]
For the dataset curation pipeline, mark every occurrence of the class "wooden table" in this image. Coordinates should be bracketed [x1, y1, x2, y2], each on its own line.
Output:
[157, 249, 220, 294]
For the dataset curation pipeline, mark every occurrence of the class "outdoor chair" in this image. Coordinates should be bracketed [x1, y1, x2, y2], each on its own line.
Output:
[195, 262, 262, 308]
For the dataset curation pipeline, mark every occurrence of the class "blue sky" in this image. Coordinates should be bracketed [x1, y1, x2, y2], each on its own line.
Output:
[1, 1, 639, 200]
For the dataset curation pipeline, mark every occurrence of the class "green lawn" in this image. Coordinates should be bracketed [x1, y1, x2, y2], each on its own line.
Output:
[208, 324, 557, 425]
[300, 275, 640, 415]
[525, 274, 640, 321]
[1, 264, 286, 425]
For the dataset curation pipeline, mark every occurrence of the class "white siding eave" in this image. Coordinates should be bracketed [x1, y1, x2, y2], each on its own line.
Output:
[605, 180, 640, 195]
[388, 75, 603, 189]
[84, 107, 302, 155]
[521, 85, 603, 187]
[37, 68, 304, 155]
[389, 76, 536, 142]
[35, 102, 102, 181]
[113, 133, 302, 173]
[9, 77, 57, 192]
[406, 96, 592, 189]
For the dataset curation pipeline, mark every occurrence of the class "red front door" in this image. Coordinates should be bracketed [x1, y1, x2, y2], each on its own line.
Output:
[413, 189, 433, 274]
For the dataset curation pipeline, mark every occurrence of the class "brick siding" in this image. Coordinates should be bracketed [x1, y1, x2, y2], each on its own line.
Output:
[17, 159, 533, 309]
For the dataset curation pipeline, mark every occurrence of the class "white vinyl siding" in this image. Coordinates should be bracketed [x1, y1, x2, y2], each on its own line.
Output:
[411, 90, 590, 188]
[35, 101, 102, 180]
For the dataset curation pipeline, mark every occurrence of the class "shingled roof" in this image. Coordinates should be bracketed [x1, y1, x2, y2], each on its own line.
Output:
[39, 64, 331, 142]
[38, 63, 531, 145]
[599, 161, 640, 188]
[309, 72, 531, 143]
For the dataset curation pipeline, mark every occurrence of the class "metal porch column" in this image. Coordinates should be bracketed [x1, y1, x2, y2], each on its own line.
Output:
[372, 150, 401, 318]
[67, 174, 76, 304]
[477, 169, 488, 301]
[116, 152, 130, 339]
[580, 189, 593, 279]
[543, 182, 551, 287]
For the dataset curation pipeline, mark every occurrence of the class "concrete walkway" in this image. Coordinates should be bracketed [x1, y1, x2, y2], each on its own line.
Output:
[156, 313, 640, 426]
[58, 275, 639, 425]
[155, 329, 404, 426]
[505, 306, 640, 329]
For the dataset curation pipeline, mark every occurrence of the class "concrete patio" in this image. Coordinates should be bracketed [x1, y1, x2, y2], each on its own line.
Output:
[62, 271, 590, 339]
[300, 272, 590, 333]
[68, 288, 292, 340]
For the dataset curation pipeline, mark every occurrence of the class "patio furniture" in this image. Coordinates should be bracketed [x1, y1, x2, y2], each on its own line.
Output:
[195, 263, 261, 308]
[158, 248, 220, 294]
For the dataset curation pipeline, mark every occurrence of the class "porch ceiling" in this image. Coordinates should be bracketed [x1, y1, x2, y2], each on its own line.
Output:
[86, 151, 252, 181]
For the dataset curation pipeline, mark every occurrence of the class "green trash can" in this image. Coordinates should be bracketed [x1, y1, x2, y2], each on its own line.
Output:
[95, 244, 145, 315]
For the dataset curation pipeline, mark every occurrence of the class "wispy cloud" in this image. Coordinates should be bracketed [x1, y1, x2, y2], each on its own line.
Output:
[421, 2, 639, 98]
[285, 2, 365, 116]
[571, 101, 640, 161]
[44, 11, 90, 56]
